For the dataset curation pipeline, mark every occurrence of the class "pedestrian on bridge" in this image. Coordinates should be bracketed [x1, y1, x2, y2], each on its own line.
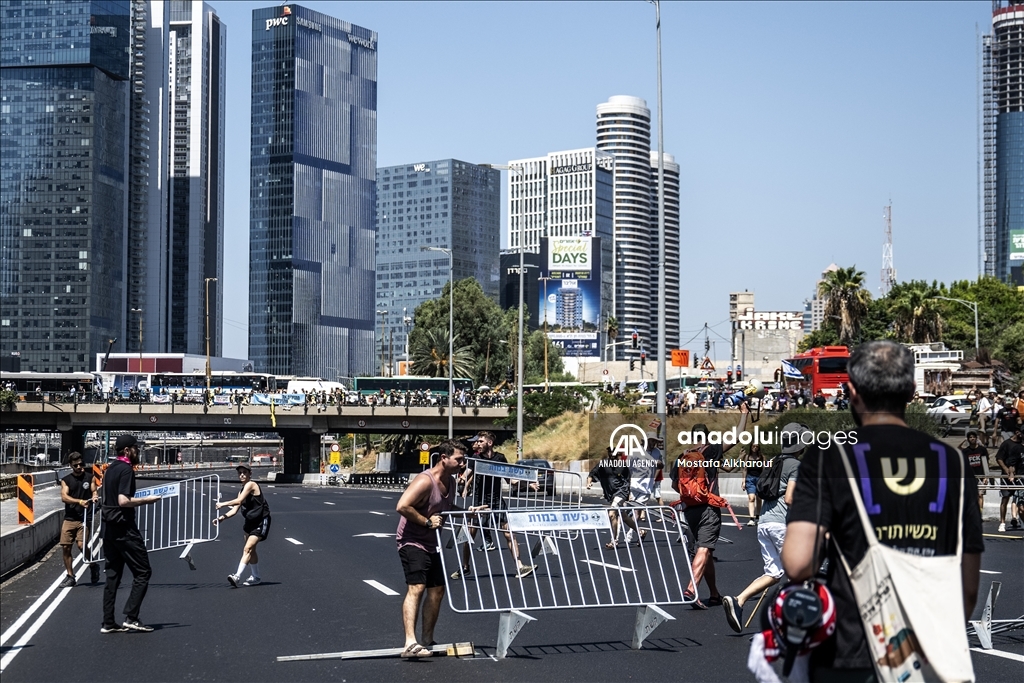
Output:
[395, 439, 465, 658]
[100, 434, 162, 633]
[215, 463, 272, 586]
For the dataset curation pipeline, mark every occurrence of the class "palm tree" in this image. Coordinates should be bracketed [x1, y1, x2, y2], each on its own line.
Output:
[818, 266, 871, 346]
[409, 327, 475, 379]
[889, 282, 943, 343]
[606, 315, 619, 343]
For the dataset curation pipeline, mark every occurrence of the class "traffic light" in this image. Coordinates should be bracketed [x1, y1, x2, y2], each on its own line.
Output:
[640, 350, 646, 367]
[631, 331, 639, 350]
[630, 358, 636, 371]
[704, 338, 710, 353]
[736, 367, 742, 382]
[693, 354, 699, 369]
[727, 370, 733, 384]
[506, 365, 514, 383]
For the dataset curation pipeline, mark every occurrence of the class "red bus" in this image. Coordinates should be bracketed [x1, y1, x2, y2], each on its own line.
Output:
[784, 346, 850, 396]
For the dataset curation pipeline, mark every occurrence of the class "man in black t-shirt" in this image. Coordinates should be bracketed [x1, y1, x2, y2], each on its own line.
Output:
[59, 452, 99, 586]
[995, 429, 1023, 532]
[960, 432, 989, 513]
[782, 341, 983, 679]
[100, 434, 161, 633]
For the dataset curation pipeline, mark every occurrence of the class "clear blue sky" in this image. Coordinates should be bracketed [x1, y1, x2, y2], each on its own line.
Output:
[214, 1, 991, 360]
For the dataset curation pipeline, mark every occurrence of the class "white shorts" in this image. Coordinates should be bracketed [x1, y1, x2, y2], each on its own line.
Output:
[757, 522, 786, 579]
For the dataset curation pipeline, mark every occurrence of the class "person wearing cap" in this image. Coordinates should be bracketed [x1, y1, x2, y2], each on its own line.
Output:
[782, 341, 983, 680]
[215, 462, 272, 586]
[100, 434, 162, 633]
[722, 423, 809, 633]
[994, 428, 1022, 532]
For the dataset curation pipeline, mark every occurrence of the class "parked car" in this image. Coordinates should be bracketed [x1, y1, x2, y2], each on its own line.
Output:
[925, 395, 973, 433]
[511, 459, 555, 496]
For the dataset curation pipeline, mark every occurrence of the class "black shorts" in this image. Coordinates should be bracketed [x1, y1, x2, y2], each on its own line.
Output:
[243, 515, 271, 541]
[399, 545, 445, 587]
[682, 504, 721, 549]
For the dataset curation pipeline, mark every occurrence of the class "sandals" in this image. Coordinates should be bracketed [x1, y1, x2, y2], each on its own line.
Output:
[400, 643, 433, 658]
[605, 541, 621, 550]
[706, 595, 724, 607]
[633, 529, 648, 546]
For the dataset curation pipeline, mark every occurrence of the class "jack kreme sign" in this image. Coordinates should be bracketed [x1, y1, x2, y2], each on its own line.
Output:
[546, 237, 591, 280]
[732, 310, 803, 331]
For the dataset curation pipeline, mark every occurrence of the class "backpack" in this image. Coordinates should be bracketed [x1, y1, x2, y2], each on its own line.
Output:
[755, 455, 790, 501]
[674, 447, 728, 508]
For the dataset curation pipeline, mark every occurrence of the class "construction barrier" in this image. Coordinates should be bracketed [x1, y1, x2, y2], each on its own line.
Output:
[17, 474, 33, 525]
[967, 581, 1024, 650]
[439, 504, 697, 657]
[84, 474, 220, 565]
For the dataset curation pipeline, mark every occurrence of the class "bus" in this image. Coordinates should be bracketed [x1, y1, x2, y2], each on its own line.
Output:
[148, 372, 278, 396]
[783, 346, 850, 396]
[352, 376, 473, 395]
[0, 371, 98, 400]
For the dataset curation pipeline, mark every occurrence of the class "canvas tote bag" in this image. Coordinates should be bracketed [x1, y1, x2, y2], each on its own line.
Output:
[834, 443, 974, 683]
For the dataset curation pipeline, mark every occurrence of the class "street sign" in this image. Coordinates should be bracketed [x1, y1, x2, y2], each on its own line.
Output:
[419, 442, 430, 451]
[357, 420, 366, 428]
[329, 452, 341, 465]
[277, 447, 284, 456]
[148, 415, 158, 424]
[328, 463, 341, 474]
[419, 451, 430, 465]
[330, 443, 340, 452]
[401, 420, 410, 429]
[602, 368, 609, 375]
[670, 349, 689, 367]
[700, 357, 715, 371]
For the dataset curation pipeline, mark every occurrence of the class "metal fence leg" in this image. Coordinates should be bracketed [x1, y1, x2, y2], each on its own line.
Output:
[632, 604, 675, 649]
[179, 542, 196, 570]
[531, 535, 558, 559]
[968, 581, 1000, 650]
[496, 610, 535, 659]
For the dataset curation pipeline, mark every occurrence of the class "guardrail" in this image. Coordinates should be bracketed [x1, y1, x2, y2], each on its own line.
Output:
[438, 504, 696, 657]
[347, 473, 410, 489]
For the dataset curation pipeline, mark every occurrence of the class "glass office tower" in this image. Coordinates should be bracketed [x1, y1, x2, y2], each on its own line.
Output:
[0, 0, 131, 372]
[375, 159, 500, 374]
[992, 3, 1024, 285]
[249, 4, 377, 378]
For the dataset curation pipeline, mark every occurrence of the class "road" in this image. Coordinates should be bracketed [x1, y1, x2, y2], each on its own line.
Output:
[1, 484, 1021, 682]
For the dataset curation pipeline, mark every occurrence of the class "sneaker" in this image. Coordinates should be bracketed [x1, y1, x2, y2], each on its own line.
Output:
[90, 564, 101, 584]
[228, 574, 240, 588]
[517, 564, 535, 579]
[122, 618, 153, 633]
[482, 542, 497, 551]
[1012, 519, 1020, 530]
[100, 624, 127, 634]
[998, 523, 1006, 533]
[450, 568, 467, 580]
[723, 596, 744, 633]
[59, 575, 76, 588]
[746, 519, 757, 527]
[243, 576, 261, 586]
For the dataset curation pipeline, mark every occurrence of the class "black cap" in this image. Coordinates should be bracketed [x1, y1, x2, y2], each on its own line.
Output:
[114, 434, 138, 452]
[236, 463, 252, 472]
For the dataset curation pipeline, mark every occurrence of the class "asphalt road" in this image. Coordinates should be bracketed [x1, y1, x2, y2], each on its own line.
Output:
[1, 484, 1021, 682]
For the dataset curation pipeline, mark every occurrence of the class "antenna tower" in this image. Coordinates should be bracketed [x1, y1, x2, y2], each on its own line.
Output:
[881, 203, 896, 295]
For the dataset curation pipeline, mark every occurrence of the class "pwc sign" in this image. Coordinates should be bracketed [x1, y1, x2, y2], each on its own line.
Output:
[266, 5, 291, 30]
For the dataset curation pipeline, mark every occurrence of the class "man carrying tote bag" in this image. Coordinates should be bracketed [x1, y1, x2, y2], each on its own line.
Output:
[782, 341, 984, 682]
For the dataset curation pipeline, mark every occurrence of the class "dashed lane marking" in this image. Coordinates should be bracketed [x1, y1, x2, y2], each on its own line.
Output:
[369, 511, 386, 516]
[363, 580, 400, 596]
[285, 537, 303, 545]
[324, 502, 336, 505]
[979, 569, 1002, 574]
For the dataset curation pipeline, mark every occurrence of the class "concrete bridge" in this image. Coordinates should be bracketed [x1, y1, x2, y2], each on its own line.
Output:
[0, 403, 511, 474]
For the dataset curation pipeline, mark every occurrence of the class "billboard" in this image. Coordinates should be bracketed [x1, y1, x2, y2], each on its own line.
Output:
[1011, 230, 1024, 261]
[539, 237, 602, 359]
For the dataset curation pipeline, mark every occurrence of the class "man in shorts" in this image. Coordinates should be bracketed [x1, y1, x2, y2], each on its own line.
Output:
[960, 431, 989, 512]
[587, 449, 642, 548]
[995, 428, 1022, 532]
[395, 440, 464, 658]
[59, 452, 100, 587]
[722, 424, 808, 632]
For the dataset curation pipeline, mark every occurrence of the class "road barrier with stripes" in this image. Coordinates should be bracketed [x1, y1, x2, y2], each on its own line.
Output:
[17, 475, 33, 525]
[84, 474, 220, 567]
[439, 504, 696, 657]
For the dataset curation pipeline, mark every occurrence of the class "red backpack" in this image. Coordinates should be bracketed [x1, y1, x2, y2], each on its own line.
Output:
[674, 446, 728, 508]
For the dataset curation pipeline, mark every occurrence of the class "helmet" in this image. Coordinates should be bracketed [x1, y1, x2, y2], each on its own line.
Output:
[744, 378, 766, 399]
[767, 581, 836, 655]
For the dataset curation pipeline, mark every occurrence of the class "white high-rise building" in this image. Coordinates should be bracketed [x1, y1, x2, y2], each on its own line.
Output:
[651, 151, 680, 350]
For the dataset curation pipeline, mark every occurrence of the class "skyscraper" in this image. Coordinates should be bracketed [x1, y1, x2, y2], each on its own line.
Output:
[651, 150, 680, 350]
[1, 0, 131, 372]
[249, 4, 377, 378]
[989, 2, 1024, 286]
[375, 159, 500, 374]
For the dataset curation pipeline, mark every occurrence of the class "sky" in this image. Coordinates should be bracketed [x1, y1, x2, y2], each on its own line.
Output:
[212, 0, 992, 360]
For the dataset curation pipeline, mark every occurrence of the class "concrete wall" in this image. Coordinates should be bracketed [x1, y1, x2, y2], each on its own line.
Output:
[0, 509, 63, 577]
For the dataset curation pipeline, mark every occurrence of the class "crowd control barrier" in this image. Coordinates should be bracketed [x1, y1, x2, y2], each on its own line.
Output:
[455, 456, 583, 510]
[438, 504, 697, 657]
[967, 581, 1024, 650]
[84, 474, 220, 568]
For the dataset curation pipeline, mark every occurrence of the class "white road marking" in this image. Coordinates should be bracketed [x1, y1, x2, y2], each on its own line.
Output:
[363, 580, 400, 596]
[324, 501, 336, 505]
[354, 533, 395, 538]
[581, 559, 634, 573]
[369, 511, 386, 516]
[380, 496, 392, 499]
[1, 562, 86, 672]
[292, 496, 301, 499]
[979, 569, 1002, 574]
[285, 537, 303, 545]
[970, 647, 1024, 663]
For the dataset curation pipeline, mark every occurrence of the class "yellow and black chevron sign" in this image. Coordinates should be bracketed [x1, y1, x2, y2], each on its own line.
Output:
[17, 474, 34, 525]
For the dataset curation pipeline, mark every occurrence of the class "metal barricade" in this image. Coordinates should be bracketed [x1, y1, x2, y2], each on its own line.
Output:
[84, 474, 220, 566]
[439, 504, 697, 657]
[462, 456, 583, 510]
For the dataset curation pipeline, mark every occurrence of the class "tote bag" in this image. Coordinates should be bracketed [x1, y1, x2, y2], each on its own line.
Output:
[834, 443, 974, 683]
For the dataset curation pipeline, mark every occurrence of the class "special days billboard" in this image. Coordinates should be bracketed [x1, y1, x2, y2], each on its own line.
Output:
[539, 237, 602, 359]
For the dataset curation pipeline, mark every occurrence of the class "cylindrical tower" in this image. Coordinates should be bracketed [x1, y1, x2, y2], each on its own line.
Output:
[993, 2, 1024, 285]
[597, 96, 652, 357]
[651, 151, 681, 352]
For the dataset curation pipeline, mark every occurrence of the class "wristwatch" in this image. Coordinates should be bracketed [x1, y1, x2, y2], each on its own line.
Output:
[424, 518, 433, 529]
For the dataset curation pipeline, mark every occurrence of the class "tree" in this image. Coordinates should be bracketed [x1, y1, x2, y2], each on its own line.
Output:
[887, 280, 943, 343]
[818, 266, 871, 346]
[606, 315, 619, 345]
[523, 329, 571, 384]
[408, 327, 475, 379]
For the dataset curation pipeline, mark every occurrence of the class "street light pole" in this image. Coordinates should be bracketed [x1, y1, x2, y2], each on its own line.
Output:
[933, 296, 979, 355]
[650, 0, 667, 427]
[204, 277, 217, 400]
[421, 246, 454, 438]
[130, 307, 143, 372]
[376, 309, 387, 376]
